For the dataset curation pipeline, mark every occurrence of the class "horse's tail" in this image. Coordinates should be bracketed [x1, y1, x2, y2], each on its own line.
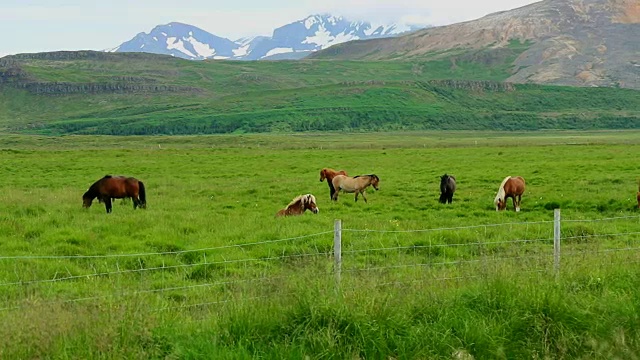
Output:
[138, 180, 147, 208]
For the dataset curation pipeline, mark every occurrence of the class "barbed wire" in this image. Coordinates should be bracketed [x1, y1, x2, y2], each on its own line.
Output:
[371, 269, 547, 288]
[0, 274, 293, 312]
[561, 231, 640, 241]
[0, 251, 333, 287]
[150, 293, 297, 313]
[564, 246, 640, 256]
[563, 215, 640, 223]
[0, 231, 333, 260]
[342, 237, 553, 255]
[341, 220, 554, 234]
[343, 253, 552, 273]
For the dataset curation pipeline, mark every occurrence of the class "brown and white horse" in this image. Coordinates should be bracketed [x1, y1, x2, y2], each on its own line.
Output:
[276, 194, 319, 217]
[319, 168, 348, 200]
[331, 174, 380, 203]
[494, 176, 525, 211]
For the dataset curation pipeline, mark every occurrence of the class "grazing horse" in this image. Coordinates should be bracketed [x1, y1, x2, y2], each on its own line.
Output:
[494, 176, 525, 212]
[83, 175, 146, 213]
[637, 180, 640, 209]
[331, 174, 380, 203]
[276, 194, 319, 217]
[319, 168, 348, 200]
[439, 174, 456, 204]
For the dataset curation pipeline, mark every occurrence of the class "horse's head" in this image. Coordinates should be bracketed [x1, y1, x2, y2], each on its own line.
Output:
[82, 194, 93, 208]
[441, 174, 450, 183]
[494, 193, 508, 211]
[302, 194, 319, 214]
[319, 169, 326, 182]
[369, 175, 380, 191]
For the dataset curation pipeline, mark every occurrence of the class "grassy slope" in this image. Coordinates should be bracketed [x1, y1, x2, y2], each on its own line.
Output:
[1, 132, 640, 358]
[1, 51, 639, 134]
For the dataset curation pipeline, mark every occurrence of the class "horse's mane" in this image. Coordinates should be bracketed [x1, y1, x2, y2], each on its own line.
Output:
[84, 179, 101, 199]
[494, 176, 511, 204]
[354, 174, 377, 179]
[286, 194, 314, 208]
[104, 175, 112, 178]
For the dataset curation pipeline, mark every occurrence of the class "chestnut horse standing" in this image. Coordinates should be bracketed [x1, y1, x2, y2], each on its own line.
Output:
[83, 175, 146, 213]
[331, 174, 380, 203]
[276, 194, 319, 217]
[494, 176, 525, 211]
[320, 168, 348, 200]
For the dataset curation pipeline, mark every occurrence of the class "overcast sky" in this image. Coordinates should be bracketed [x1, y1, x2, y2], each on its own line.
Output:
[0, 0, 540, 57]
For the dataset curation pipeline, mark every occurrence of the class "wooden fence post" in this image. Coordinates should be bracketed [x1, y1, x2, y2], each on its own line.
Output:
[334, 219, 342, 287]
[554, 208, 561, 276]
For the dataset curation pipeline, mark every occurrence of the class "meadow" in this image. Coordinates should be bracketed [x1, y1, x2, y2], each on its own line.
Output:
[2, 52, 640, 135]
[1, 131, 640, 359]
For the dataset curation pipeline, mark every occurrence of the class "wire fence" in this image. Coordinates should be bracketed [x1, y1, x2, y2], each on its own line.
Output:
[1, 212, 639, 313]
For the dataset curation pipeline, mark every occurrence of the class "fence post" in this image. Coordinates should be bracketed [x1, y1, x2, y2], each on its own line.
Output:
[554, 208, 561, 276]
[334, 219, 342, 287]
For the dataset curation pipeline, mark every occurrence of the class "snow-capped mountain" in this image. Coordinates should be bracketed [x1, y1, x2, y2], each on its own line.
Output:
[109, 15, 426, 60]
[110, 22, 238, 60]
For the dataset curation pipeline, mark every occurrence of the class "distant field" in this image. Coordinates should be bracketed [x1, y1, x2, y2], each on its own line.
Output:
[1, 52, 639, 135]
[1, 131, 640, 358]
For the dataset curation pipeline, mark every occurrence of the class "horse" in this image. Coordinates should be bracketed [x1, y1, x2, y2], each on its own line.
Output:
[439, 174, 456, 204]
[276, 194, 319, 217]
[637, 180, 640, 209]
[319, 168, 348, 200]
[331, 174, 380, 203]
[83, 175, 146, 213]
[494, 176, 525, 211]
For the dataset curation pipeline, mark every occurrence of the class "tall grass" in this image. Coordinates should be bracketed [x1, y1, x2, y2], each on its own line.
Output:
[0, 131, 639, 358]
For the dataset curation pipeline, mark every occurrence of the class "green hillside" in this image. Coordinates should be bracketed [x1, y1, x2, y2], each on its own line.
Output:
[1, 51, 639, 135]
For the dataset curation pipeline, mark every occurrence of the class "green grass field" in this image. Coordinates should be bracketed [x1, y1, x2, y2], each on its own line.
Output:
[2, 52, 639, 135]
[1, 131, 640, 358]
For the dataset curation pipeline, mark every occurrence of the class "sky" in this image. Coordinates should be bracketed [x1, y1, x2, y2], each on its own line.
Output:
[0, 0, 540, 57]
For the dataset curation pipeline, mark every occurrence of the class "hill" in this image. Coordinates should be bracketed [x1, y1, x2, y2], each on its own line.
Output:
[310, 0, 640, 89]
[0, 51, 639, 135]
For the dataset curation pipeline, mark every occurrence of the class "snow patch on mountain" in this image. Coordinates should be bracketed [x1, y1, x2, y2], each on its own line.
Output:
[110, 15, 428, 61]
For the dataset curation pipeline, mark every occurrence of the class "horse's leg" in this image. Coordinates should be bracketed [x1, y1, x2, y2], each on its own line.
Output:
[133, 196, 139, 209]
[332, 189, 339, 202]
[354, 192, 359, 202]
[105, 198, 112, 213]
[361, 191, 368, 203]
[516, 195, 522, 212]
[448, 193, 453, 204]
[512, 196, 517, 212]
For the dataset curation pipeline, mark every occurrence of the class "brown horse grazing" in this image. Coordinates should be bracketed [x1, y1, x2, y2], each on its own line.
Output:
[276, 194, 319, 217]
[637, 180, 640, 209]
[83, 175, 146, 213]
[331, 174, 380, 203]
[494, 176, 525, 212]
[319, 168, 348, 200]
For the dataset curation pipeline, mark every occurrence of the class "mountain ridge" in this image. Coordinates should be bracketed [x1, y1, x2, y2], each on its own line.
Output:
[110, 14, 424, 61]
[310, 0, 640, 89]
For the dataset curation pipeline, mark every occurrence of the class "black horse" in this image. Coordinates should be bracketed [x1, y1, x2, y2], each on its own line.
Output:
[439, 174, 456, 204]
